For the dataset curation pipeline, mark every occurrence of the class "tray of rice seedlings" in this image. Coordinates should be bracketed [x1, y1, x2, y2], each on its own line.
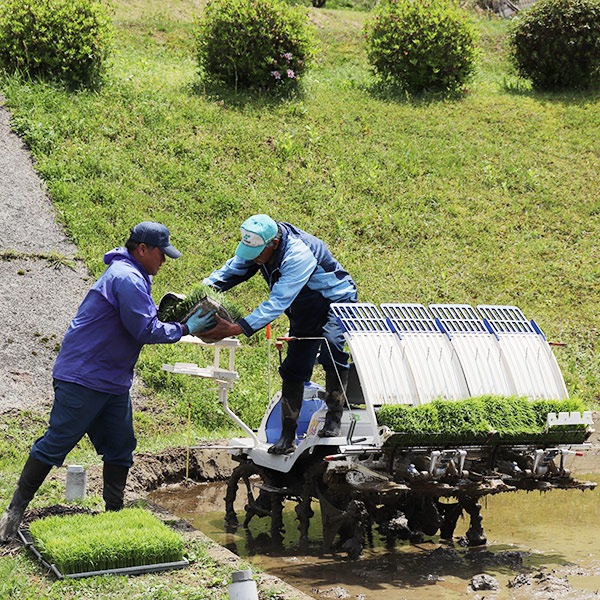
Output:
[378, 396, 591, 447]
[21, 507, 188, 579]
[157, 284, 243, 342]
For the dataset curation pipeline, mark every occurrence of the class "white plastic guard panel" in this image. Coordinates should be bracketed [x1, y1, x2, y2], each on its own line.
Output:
[332, 302, 570, 408]
[331, 303, 418, 406]
[380, 303, 469, 404]
[423, 304, 515, 396]
[477, 305, 568, 399]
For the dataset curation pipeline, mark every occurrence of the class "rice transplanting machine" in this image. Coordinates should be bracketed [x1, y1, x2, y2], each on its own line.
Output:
[163, 303, 596, 559]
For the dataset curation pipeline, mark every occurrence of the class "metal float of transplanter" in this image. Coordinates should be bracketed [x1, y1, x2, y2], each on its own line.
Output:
[162, 303, 596, 559]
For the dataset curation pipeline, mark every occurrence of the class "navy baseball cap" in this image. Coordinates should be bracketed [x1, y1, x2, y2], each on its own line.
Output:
[130, 221, 181, 259]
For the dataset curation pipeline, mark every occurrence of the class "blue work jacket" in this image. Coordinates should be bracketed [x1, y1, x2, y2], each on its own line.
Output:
[203, 222, 358, 336]
[53, 247, 184, 394]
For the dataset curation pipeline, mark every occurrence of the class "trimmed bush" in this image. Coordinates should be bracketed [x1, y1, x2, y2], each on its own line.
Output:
[0, 0, 114, 89]
[508, 0, 600, 90]
[195, 0, 316, 92]
[364, 0, 480, 94]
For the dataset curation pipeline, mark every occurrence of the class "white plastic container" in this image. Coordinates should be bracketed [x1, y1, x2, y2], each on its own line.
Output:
[229, 569, 258, 600]
[65, 465, 87, 501]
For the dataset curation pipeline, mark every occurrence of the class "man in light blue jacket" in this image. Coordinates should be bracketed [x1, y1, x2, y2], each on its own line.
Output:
[0, 221, 215, 543]
[202, 214, 358, 455]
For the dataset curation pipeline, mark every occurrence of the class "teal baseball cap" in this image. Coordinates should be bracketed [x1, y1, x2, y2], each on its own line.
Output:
[236, 214, 279, 260]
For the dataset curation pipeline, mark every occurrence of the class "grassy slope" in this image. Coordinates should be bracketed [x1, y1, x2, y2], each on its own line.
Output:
[1, 2, 599, 429]
[0, 1, 598, 595]
[4, 4, 599, 425]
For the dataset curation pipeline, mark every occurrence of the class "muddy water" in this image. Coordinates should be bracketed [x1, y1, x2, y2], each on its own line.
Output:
[150, 472, 600, 599]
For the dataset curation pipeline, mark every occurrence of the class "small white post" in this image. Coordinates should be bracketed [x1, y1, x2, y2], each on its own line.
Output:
[65, 465, 87, 501]
[229, 569, 258, 600]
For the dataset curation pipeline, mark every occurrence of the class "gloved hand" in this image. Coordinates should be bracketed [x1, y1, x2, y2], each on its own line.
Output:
[186, 309, 217, 335]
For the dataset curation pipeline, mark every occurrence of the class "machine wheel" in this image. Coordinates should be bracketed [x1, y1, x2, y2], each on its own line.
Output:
[296, 463, 318, 548]
[438, 500, 463, 541]
[461, 496, 487, 546]
[224, 461, 283, 536]
[309, 463, 368, 559]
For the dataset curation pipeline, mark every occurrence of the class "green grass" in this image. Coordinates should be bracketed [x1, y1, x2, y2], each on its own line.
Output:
[0, 2, 598, 594]
[1, 2, 598, 431]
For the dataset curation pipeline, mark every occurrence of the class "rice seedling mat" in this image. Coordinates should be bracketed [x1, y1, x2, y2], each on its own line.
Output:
[157, 284, 243, 342]
[378, 396, 592, 447]
[19, 508, 189, 579]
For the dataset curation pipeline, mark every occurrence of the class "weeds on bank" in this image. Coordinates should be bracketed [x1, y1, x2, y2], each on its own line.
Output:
[0, 249, 77, 270]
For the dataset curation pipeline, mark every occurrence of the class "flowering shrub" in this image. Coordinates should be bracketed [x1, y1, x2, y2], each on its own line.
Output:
[364, 0, 479, 94]
[508, 0, 600, 90]
[195, 0, 316, 92]
[0, 0, 114, 89]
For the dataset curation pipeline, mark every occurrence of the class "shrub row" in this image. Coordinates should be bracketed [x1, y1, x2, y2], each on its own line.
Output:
[0, 0, 598, 93]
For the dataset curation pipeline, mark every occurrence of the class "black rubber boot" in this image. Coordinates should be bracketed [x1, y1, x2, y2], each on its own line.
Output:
[268, 380, 305, 455]
[0, 455, 52, 543]
[103, 463, 130, 512]
[318, 369, 349, 438]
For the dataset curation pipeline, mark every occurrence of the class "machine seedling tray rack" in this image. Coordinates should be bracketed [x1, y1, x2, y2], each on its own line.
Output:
[384, 428, 592, 448]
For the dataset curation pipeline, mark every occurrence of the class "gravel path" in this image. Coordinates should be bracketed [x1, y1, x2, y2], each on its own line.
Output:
[0, 100, 91, 414]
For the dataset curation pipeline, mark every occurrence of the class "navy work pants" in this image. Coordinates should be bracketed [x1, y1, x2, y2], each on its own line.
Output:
[30, 379, 136, 468]
[279, 308, 349, 383]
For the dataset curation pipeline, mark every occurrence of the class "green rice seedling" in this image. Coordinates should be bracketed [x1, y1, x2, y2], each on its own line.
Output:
[28, 508, 185, 575]
[158, 283, 243, 323]
[377, 396, 591, 444]
[480, 395, 539, 435]
[531, 397, 587, 429]
[157, 283, 244, 341]
[377, 403, 440, 434]
[431, 397, 491, 439]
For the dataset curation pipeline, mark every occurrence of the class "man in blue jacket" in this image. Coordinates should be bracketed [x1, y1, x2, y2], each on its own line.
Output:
[0, 221, 215, 543]
[202, 214, 358, 455]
